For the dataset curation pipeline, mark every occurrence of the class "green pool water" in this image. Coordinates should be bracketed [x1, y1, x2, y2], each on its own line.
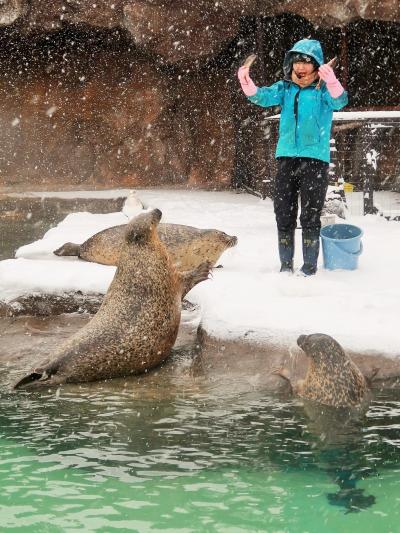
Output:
[0, 377, 399, 533]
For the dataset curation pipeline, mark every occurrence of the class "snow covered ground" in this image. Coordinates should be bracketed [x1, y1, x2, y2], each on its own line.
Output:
[1, 188, 399, 357]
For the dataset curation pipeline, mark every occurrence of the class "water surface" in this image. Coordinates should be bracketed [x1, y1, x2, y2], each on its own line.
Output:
[1, 371, 399, 532]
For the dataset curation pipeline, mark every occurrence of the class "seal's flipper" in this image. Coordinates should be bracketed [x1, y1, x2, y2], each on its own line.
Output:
[180, 261, 212, 298]
[53, 243, 81, 257]
[13, 369, 49, 389]
[271, 367, 294, 395]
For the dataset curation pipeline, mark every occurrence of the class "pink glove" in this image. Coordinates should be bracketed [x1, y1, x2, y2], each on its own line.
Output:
[318, 64, 344, 98]
[237, 66, 257, 97]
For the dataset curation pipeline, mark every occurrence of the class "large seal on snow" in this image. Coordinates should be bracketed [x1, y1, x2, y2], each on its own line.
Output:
[275, 334, 369, 408]
[14, 209, 211, 389]
[53, 222, 237, 272]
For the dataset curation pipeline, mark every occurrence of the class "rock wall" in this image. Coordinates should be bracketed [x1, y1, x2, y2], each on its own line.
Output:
[0, 1, 398, 191]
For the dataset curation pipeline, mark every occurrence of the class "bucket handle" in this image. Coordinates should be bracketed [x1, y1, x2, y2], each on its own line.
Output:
[331, 241, 363, 256]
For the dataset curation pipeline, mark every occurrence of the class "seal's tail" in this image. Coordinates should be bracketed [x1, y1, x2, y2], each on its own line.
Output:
[53, 242, 80, 257]
[13, 368, 49, 389]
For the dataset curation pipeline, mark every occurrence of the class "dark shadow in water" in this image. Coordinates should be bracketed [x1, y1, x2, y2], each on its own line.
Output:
[301, 400, 378, 513]
[327, 485, 376, 514]
[323, 453, 377, 513]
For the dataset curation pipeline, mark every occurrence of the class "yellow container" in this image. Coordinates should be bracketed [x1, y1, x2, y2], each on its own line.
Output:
[343, 182, 354, 193]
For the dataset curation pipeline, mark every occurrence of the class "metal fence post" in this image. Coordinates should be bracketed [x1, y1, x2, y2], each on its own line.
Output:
[362, 124, 379, 215]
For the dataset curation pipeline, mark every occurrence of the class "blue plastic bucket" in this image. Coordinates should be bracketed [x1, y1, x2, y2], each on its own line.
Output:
[320, 224, 363, 270]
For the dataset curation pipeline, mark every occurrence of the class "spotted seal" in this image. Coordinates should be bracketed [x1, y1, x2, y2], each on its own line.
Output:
[276, 333, 369, 408]
[14, 209, 212, 389]
[54, 222, 237, 272]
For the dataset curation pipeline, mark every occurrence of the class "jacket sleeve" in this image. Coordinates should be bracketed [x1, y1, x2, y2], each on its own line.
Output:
[247, 81, 285, 108]
[322, 86, 349, 111]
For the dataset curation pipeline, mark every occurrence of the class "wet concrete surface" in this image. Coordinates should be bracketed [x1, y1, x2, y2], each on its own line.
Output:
[198, 329, 400, 392]
[0, 302, 204, 393]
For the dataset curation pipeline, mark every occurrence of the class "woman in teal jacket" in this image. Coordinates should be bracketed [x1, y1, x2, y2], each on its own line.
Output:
[238, 39, 348, 276]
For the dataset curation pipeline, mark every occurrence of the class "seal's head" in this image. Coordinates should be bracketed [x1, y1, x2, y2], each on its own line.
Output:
[125, 208, 162, 246]
[219, 232, 238, 248]
[297, 333, 347, 367]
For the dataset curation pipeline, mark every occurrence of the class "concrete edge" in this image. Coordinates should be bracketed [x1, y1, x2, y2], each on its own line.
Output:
[196, 326, 400, 389]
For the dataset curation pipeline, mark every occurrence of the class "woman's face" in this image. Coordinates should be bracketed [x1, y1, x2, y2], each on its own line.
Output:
[292, 61, 316, 79]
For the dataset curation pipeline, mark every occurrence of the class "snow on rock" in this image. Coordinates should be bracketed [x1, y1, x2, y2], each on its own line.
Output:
[0, 258, 115, 302]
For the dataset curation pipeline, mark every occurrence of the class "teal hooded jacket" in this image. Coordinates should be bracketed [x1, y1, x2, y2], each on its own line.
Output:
[248, 39, 348, 163]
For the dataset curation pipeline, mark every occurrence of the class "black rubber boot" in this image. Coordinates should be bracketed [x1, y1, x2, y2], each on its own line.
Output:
[278, 231, 295, 273]
[300, 230, 320, 276]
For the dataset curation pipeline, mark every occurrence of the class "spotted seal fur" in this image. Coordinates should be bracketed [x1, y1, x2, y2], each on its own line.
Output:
[14, 209, 211, 389]
[54, 222, 237, 272]
[276, 333, 369, 408]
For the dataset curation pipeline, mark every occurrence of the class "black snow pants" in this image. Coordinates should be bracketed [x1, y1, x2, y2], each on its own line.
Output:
[273, 157, 329, 234]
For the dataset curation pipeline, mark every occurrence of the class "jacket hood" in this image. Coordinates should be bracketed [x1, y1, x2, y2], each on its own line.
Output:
[283, 39, 324, 78]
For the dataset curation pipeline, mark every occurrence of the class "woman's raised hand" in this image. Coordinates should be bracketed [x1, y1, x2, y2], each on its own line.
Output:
[237, 66, 257, 97]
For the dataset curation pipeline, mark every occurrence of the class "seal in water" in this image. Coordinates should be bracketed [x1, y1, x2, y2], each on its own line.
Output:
[275, 333, 369, 408]
[54, 222, 237, 272]
[14, 209, 212, 389]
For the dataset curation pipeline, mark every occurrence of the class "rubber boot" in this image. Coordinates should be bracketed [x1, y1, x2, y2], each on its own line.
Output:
[278, 231, 295, 273]
[300, 230, 320, 276]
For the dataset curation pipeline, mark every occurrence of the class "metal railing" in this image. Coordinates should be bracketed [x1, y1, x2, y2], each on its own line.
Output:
[237, 111, 400, 217]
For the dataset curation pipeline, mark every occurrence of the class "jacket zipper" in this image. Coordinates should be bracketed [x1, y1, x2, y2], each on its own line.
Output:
[294, 90, 300, 127]
[294, 90, 300, 144]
